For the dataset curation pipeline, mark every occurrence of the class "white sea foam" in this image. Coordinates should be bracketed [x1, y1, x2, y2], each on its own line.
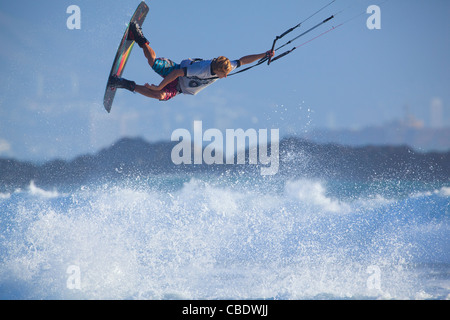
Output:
[28, 180, 63, 198]
[438, 186, 450, 197]
[0, 177, 448, 299]
[0, 192, 11, 200]
[285, 179, 350, 213]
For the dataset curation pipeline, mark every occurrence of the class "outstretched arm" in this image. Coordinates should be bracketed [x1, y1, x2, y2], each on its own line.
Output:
[239, 50, 274, 66]
[146, 68, 185, 91]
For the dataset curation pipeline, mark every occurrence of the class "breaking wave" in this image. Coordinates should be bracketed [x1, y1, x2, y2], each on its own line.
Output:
[0, 177, 448, 299]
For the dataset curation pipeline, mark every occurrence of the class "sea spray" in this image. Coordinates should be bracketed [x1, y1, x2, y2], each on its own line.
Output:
[0, 177, 448, 299]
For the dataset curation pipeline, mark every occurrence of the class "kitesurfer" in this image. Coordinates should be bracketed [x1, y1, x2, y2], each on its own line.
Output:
[110, 22, 274, 101]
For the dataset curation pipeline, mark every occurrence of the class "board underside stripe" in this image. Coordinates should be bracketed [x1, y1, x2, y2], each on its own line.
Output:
[103, 1, 149, 113]
[115, 41, 135, 76]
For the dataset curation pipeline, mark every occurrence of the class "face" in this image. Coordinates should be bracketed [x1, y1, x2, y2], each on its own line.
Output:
[214, 69, 228, 79]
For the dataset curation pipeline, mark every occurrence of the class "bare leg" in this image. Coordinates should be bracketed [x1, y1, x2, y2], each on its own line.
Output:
[134, 84, 166, 101]
[142, 43, 156, 67]
[135, 42, 167, 100]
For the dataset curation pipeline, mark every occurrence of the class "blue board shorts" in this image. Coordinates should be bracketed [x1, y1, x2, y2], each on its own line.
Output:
[152, 58, 181, 101]
[152, 57, 180, 78]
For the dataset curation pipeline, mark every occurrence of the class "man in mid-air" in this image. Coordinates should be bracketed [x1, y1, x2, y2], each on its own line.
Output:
[110, 22, 274, 101]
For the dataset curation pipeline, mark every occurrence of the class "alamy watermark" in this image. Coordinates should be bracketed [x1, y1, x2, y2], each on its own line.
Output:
[66, 4, 381, 31]
[66, 264, 81, 290]
[66, 5, 81, 30]
[171, 121, 279, 176]
[367, 5, 381, 30]
[366, 265, 382, 291]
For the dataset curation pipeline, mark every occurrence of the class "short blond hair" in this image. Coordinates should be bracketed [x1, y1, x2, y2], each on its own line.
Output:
[211, 56, 232, 74]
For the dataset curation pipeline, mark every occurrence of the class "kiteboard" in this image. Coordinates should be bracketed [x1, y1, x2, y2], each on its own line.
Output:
[103, 1, 149, 113]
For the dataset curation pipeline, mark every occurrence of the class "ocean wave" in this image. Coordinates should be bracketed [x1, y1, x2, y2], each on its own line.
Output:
[0, 177, 448, 299]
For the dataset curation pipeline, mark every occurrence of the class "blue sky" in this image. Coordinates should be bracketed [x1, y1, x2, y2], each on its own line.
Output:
[0, 0, 449, 161]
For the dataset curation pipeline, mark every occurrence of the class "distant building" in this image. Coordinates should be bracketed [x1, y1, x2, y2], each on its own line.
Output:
[430, 98, 444, 129]
[402, 105, 424, 129]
